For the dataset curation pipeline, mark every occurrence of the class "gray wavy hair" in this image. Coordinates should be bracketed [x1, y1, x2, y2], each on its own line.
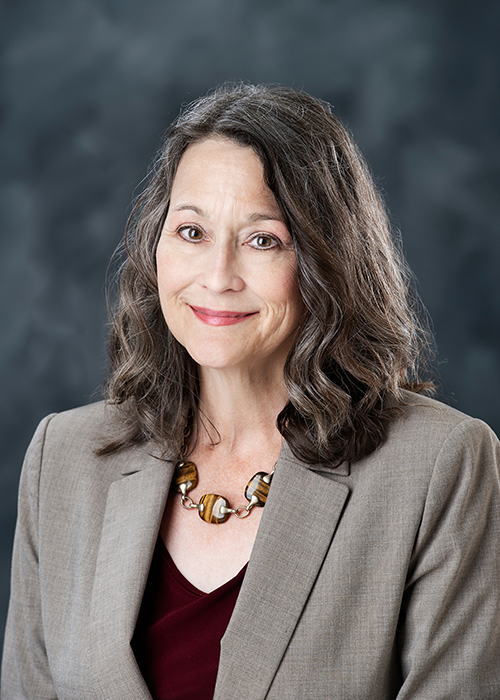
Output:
[100, 83, 434, 466]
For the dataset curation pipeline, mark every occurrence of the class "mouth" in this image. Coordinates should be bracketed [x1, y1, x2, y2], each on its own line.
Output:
[189, 305, 258, 326]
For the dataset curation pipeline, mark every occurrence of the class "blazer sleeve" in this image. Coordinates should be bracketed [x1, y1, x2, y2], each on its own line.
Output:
[397, 417, 500, 699]
[1, 414, 58, 700]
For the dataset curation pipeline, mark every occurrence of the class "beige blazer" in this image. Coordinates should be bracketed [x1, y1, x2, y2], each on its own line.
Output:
[2, 392, 500, 699]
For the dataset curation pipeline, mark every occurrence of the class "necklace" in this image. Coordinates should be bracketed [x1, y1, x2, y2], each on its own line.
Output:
[173, 460, 276, 524]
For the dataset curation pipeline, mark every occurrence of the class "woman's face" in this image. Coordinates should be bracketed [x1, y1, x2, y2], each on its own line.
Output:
[156, 137, 304, 376]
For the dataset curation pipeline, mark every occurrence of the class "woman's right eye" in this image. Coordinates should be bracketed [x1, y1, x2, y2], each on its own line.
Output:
[178, 226, 204, 242]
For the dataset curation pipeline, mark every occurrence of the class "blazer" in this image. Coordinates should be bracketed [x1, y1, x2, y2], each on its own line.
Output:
[2, 391, 500, 699]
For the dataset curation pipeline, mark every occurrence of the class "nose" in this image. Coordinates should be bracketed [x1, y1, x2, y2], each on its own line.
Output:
[196, 240, 244, 293]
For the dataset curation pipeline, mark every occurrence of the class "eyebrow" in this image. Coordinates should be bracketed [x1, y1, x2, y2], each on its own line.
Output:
[170, 204, 285, 224]
[171, 204, 204, 216]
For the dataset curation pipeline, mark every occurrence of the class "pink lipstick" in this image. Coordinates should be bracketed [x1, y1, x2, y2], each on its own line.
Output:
[189, 305, 257, 326]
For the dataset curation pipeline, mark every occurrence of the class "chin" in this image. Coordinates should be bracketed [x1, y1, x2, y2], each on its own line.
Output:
[188, 351, 247, 371]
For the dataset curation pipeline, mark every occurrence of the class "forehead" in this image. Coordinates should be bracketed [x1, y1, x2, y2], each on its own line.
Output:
[175, 136, 261, 174]
[169, 137, 279, 212]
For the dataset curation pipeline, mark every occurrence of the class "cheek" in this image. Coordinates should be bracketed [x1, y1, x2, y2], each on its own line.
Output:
[156, 246, 167, 290]
[156, 264, 181, 330]
[156, 246, 183, 298]
[261, 265, 303, 322]
[272, 263, 301, 304]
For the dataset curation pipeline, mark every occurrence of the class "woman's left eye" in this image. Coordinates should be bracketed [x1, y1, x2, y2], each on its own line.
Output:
[178, 226, 204, 241]
[248, 234, 278, 249]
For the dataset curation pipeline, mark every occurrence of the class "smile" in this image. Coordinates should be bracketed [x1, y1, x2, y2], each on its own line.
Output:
[189, 305, 258, 326]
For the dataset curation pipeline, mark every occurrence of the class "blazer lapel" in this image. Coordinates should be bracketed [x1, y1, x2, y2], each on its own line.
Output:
[90, 450, 175, 700]
[215, 445, 350, 700]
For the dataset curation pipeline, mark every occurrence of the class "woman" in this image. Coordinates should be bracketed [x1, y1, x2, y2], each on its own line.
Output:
[2, 83, 500, 699]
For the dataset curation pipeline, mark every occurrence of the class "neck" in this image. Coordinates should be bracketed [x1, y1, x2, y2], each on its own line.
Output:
[194, 365, 288, 454]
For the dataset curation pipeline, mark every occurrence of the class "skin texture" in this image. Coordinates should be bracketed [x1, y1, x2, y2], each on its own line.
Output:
[156, 136, 303, 377]
[156, 138, 304, 591]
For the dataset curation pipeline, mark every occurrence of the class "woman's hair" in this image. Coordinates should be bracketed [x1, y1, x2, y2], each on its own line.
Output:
[100, 82, 434, 465]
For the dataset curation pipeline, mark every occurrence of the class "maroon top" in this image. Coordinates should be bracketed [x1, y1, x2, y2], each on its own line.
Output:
[132, 538, 246, 700]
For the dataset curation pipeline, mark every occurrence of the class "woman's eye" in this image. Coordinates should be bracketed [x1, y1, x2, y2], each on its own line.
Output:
[179, 226, 204, 242]
[249, 234, 278, 249]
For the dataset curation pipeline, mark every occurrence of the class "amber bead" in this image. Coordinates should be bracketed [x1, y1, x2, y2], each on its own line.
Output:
[174, 461, 198, 495]
[198, 494, 230, 524]
[245, 471, 273, 506]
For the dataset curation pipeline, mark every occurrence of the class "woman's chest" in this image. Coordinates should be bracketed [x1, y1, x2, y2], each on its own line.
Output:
[159, 491, 263, 592]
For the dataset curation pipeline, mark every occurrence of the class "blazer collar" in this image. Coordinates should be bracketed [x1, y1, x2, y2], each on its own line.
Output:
[215, 443, 350, 700]
[90, 446, 175, 699]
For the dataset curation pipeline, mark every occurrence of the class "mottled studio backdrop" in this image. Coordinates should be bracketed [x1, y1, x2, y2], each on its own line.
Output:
[1, 0, 499, 647]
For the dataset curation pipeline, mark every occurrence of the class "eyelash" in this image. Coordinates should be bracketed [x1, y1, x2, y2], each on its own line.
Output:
[248, 233, 280, 250]
[177, 225, 205, 242]
[177, 226, 281, 250]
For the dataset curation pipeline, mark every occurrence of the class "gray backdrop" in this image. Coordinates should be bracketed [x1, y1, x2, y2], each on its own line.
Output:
[1, 0, 499, 650]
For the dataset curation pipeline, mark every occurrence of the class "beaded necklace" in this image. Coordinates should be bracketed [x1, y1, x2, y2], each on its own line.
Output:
[173, 460, 276, 524]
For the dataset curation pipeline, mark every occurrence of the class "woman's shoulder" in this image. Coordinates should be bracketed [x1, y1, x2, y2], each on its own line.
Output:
[37, 400, 122, 447]
[24, 401, 158, 491]
[28, 401, 121, 464]
[396, 389, 495, 434]
[382, 389, 499, 467]
[343, 392, 500, 535]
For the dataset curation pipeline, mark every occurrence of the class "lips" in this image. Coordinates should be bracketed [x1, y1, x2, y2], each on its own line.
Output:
[189, 305, 258, 326]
